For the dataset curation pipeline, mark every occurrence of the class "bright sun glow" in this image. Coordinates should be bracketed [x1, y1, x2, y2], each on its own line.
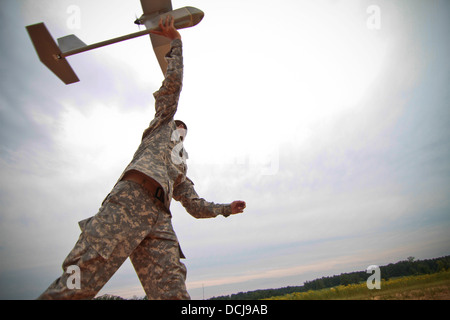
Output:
[57, 103, 148, 178]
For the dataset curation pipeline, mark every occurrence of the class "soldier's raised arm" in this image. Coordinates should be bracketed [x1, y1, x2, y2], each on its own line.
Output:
[151, 16, 183, 100]
[142, 16, 184, 138]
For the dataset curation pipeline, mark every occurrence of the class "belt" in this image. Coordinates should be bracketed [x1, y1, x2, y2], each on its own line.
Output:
[121, 171, 165, 205]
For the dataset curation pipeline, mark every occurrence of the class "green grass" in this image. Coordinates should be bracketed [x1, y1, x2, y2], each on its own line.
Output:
[264, 270, 450, 300]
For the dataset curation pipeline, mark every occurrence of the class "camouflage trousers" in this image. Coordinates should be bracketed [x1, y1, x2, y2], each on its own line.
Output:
[37, 180, 190, 300]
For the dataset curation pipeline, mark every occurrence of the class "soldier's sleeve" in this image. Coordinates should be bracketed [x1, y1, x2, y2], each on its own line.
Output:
[152, 39, 184, 123]
[173, 178, 232, 219]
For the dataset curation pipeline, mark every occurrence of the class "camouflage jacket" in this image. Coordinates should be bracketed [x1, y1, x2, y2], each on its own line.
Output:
[118, 39, 231, 218]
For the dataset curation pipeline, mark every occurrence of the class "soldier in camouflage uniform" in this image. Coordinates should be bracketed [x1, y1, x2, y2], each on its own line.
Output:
[37, 16, 246, 300]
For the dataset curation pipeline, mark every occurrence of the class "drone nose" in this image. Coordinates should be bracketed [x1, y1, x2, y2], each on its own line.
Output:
[186, 7, 204, 26]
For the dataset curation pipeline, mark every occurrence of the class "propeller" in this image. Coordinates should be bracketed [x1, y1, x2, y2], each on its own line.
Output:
[134, 14, 142, 29]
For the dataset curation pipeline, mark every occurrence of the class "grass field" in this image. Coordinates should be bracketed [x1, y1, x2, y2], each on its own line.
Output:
[265, 270, 450, 300]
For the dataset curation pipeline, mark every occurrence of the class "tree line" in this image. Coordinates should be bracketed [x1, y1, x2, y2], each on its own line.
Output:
[209, 255, 450, 300]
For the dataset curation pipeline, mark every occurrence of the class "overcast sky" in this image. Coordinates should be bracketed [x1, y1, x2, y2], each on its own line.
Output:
[1, 0, 449, 299]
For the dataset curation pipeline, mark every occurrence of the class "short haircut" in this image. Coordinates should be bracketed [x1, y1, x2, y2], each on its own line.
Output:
[175, 120, 187, 131]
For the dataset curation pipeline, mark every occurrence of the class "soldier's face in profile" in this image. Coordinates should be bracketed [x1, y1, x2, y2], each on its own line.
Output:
[176, 124, 187, 141]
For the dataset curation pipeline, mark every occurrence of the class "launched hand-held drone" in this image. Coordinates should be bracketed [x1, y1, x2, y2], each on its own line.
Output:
[26, 0, 204, 84]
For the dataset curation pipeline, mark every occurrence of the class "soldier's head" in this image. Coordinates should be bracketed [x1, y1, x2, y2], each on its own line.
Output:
[175, 120, 188, 141]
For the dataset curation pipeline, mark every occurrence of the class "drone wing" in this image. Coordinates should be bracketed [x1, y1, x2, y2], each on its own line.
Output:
[140, 0, 173, 74]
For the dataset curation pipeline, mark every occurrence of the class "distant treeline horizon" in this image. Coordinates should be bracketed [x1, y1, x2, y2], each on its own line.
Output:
[208, 255, 450, 300]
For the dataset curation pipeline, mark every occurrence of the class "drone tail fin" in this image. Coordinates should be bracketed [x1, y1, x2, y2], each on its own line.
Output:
[57, 34, 87, 53]
[26, 23, 80, 85]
